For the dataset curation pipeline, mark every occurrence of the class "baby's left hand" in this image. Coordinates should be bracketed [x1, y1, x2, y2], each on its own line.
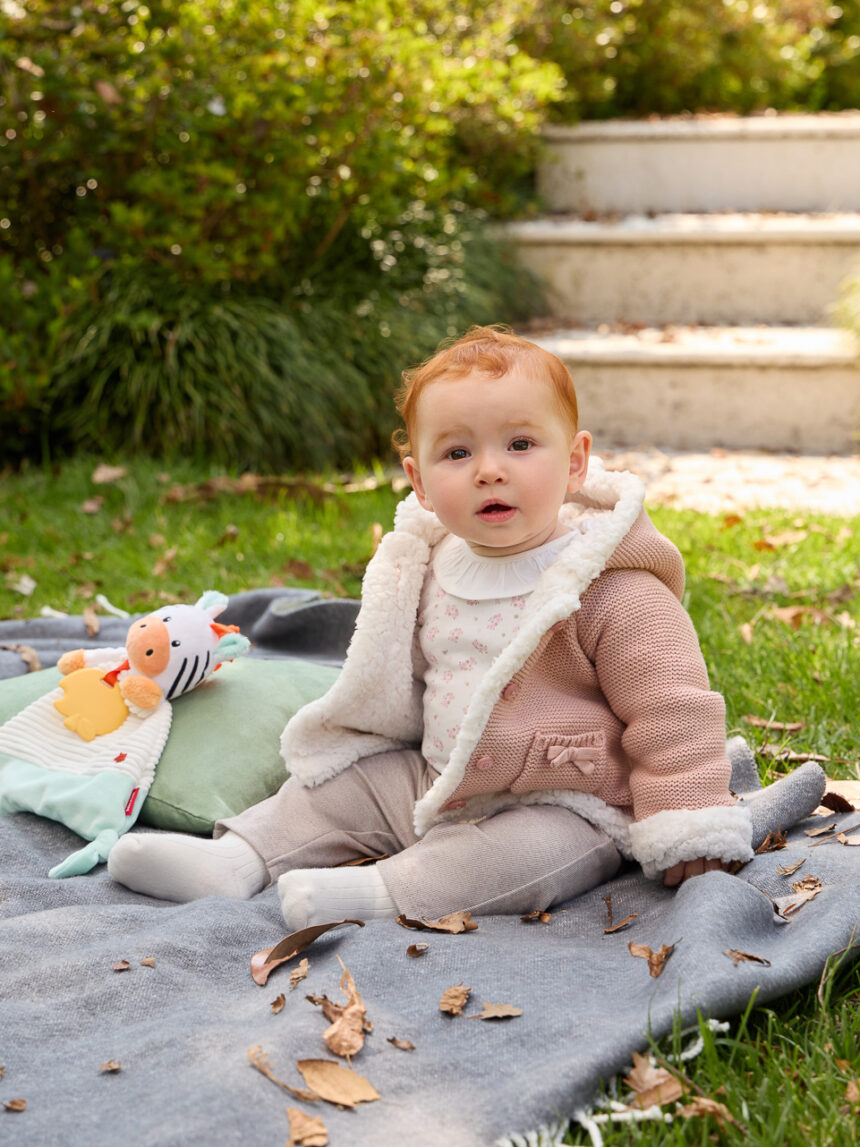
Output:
[663, 857, 725, 887]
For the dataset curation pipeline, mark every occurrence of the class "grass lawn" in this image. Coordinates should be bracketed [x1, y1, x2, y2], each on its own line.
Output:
[3, 455, 859, 1142]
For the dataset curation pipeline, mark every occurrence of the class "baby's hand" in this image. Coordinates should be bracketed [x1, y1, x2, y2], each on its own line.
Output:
[663, 857, 725, 887]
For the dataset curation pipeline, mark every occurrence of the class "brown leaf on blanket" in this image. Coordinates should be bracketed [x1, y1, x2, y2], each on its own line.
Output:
[2, 1099, 27, 1111]
[839, 832, 860, 846]
[396, 911, 478, 934]
[290, 958, 310, 989]
[0, 1066, 4, 1080]
[776, 860, 805, 876]
[322, 959, 368, 1059]
[250, 920, 364, 986]
[247, 1046, 321, 1103]
[605, 914, 639, 934]
[0, 643, 42, 673]
[99, 1060, 123, 1073]
[805, 823, 837, 837]
[755, 829, 788, 853]
[467, 1002, 523, 1021]
[723, 949, 772, 967]
[521, 909, 552, 923]
[286, 1106, 328, 1147]
[387, 1036, 416, 1051]
[628, 942, 676, 978]
[623, 1052, 684, 1108]
[306, 993, 373, 1033]
[821, 791, 857, 813]
[296, 1060, 380, 1107]
[139, 957, 155, 968]
[792, 875, 824, 895]
[406, 943, 429, 957]
[439, 985, 471, 1016]
[83, 604, 100, 637]
[676, 1095, 734, 1128]
[112, 960, 130, 972]
[271, 994, 286, 1015]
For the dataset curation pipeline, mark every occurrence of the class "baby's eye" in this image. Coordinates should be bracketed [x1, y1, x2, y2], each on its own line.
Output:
[509, 438, 532, 452]
[447, 447, 469, 461]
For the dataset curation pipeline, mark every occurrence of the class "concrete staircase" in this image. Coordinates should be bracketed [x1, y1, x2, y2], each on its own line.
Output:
[507, 114, 860, 454]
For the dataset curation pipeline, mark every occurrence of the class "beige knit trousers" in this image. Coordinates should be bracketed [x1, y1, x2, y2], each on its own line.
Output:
[217, 749, 622, 920]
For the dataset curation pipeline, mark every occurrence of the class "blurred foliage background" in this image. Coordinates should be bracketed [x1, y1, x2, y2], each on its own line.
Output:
[2, 0, 859, 470]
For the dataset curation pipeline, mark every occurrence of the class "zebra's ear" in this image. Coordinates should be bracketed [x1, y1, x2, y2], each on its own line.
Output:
[195, 590, 229, 618]
[213, 632, 251, 661]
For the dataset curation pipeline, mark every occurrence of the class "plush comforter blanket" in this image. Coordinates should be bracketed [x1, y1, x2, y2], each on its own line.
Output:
[2, 595, 859, 1147]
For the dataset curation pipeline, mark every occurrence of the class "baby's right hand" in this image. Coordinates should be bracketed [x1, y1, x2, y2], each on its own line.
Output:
[663, 857, 725, 887]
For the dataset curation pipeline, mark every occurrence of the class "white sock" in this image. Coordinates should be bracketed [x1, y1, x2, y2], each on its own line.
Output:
[278, 865, 397, 931]
[107, 829, 268, 902]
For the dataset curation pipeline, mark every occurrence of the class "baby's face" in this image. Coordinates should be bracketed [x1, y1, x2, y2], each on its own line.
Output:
[402, 367, 590, 556]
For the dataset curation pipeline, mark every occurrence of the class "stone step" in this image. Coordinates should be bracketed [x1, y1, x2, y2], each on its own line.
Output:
[527, 325, 860, 453]
[507, 213, 860, 326]
[540, 114, 860, 215]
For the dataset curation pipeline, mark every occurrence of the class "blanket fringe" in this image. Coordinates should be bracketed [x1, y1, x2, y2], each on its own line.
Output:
[501, 1018, 732, 1147]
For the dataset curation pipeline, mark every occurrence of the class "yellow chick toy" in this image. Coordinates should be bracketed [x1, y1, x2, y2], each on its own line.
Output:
[53, 668, 130, 743]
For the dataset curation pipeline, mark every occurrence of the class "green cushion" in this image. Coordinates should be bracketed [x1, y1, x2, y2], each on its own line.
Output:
[0, 657, 339, 835]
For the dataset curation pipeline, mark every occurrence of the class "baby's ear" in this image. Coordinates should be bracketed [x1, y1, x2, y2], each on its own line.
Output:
[402, 456, 433, 512]
[567, 431, 592, 494]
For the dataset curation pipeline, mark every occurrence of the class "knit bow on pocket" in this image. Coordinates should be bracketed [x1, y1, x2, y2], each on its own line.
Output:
[545, 744, 600, 775]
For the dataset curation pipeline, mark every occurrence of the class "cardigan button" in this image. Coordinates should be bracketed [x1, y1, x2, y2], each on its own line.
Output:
[444, 799, 466, 811]
[501, 682, 520, 701]
[474, 755, 494, 770]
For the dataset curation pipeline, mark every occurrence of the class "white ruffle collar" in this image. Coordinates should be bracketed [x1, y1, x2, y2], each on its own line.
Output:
[432, 529, 579, 600]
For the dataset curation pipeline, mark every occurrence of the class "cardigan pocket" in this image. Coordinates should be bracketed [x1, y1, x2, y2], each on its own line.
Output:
[510, 730, 607, 794]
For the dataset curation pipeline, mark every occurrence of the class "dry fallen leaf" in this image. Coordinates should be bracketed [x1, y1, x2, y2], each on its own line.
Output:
[2, 1099, 26, 1112]
[846, 1080, 860, 1105]
[322, 959, 368, 1059]
[140, 957, 155, 968]
[792, 875, 823, 895]
[521, 910, 552, 924]
[92, 463, 128, 484]
[248, 1046, 321, 1103]
[296, 1060, 380, 1107]
[99, 1060, 123, 1073]
[387, 1037, 416, 1052]
[805, 822, 837, 837]
[723, 949, 772, 967]
[742, 715, 805, 733]
[80, 496, 104, 514]
[271, 994, 286, 1015]
[819, 791, 856, 814]
[605, 914, 638, 934]
[755, 829, 788, 853]
[624, 1052, 684, 1109]
[152, 547, 178, 577]
[468, 1002, 523, 1021]
[439, 985, 472, 1016]
[839, 832, 860, 846]
[628, 942, 676, 978]
[739, 622, 755, 645]
[676, 1095, 734, 1127]
[250, 920, 364, 986]
[286, 1106, 328, 1147]
[290, 958, 310, 989]
[83, 604, 100, 637]
[0, 643, 41, 673]
[396, 911, 478, 934]
[113, 960, 130, 972]
[776, 859, 805, 876]
[406, 943, 429, 957]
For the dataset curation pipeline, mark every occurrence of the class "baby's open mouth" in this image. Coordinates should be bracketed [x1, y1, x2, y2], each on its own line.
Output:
[477, 501, 516, 521]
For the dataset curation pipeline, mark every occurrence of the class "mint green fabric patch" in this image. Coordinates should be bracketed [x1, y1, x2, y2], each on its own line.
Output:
[0, 657, 338, 835]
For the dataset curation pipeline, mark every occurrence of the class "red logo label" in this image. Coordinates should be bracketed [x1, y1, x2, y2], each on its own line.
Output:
[125, 787, 140, 817]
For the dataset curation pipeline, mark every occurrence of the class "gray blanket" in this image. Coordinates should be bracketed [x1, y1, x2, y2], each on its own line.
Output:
[2, 596, 860, 1146]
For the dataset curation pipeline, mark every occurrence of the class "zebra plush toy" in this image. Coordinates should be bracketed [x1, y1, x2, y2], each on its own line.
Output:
[0, 591, 250, 877]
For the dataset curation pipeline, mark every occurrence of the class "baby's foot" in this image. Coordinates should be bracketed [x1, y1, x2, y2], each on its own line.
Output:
[737, 761, 827, 849]
[278, 865, 397, 931]
[108, 830, 268, 901]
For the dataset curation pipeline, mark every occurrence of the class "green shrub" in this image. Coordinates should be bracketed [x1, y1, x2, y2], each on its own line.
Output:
[45, 207, 546, 470]
[521, 0, 839, 121]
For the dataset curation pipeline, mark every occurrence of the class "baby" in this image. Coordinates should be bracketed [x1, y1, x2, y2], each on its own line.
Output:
[109, 325, 822, 925]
